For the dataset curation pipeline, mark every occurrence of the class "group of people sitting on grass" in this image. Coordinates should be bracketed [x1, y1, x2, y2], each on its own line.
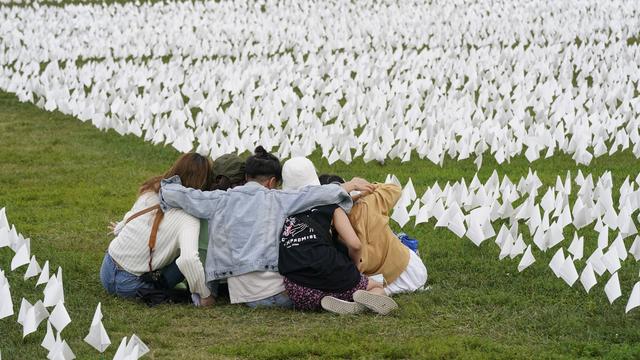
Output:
[100, 146, 427, 315]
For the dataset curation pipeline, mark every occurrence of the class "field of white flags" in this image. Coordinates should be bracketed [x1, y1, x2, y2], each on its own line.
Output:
[388, 171, 640, 313]
[0, 208, 150, 359]
[1, 0, 639, 166]
[2, 0, 640, 358]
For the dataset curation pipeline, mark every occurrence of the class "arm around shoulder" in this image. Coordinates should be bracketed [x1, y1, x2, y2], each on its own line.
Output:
[175, 214, 212, 299]
[159, 176, 222, 219]
[279, 184, 353, 216]
[369, 183, 402, 214]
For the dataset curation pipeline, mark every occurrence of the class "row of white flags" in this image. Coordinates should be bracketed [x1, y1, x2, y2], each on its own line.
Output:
[388, 170, 640, 312]
[0, 208, 149, 359]
[1, 0, 639, 165]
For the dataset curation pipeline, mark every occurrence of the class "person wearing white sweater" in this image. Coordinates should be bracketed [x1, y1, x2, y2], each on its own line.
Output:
[100, 153, 215, 306]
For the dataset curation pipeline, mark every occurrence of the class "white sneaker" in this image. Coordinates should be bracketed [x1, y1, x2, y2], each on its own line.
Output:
[352, 290, 398, 315]
[321, 296, 366, 315]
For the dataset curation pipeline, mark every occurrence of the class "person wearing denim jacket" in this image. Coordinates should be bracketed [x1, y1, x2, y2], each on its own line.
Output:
[159, 167, 370, 307]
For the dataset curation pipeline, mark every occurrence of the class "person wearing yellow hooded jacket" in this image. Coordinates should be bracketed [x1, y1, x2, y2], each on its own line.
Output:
[319, 175, 427, 295]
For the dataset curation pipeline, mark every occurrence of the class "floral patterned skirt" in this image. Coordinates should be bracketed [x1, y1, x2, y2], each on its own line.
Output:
[283, 275, 368, 311]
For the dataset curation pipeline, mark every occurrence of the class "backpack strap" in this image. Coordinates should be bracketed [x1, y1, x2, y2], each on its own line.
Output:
[125, 204, 161, 224]
[123, 204, 164, 272]
[147, 210, 164, 272]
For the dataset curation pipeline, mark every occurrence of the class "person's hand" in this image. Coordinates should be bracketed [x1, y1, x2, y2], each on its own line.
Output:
[107, 221, 119, 235]
[342, 177, 374, 194]
[200, 295, 215, 307]
[350, 189, 372, 201]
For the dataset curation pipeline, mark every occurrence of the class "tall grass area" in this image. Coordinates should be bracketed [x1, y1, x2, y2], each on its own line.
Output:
[1, 90, 640, 359]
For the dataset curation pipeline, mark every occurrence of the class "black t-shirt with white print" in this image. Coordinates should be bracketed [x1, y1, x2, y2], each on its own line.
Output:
[278, 204, 361, 292]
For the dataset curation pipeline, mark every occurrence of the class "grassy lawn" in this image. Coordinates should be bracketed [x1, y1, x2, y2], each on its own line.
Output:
[1, 89, 640, 359]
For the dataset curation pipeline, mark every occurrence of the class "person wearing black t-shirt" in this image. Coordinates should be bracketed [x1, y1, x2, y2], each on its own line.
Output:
[278, 157, 398, 315]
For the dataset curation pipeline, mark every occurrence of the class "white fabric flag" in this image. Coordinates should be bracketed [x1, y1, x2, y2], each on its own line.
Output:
[11, 243, 30, 271]
[37, 261, 50, 287]
[24, 256, 42, 280]
[517, 245, 535, 272]
[549, 248, 565, 277]
[391, 205, 410, 229]
[124, 345, 140, 360]
[466, 220, 486, 247]
[560, 257, 579, 287]
[498, 233, 513, 260]
[414, 205, 430, 226]
[579, 263, 597, 293]
[403, 178, 417, 202]
[598, 227, 609, 249]
[408, 200, 421, 217]
[0, 280, 13, 319]
[23, 301, 49, 338]
[113, 337, 128, 360]
[626, 282, 640, 313]
[0, 207, 8, 230]
[0, 228, 10, 248]
[43, 274, 63, 307]
[84, 303, 111, 353]
[611, 234, 628, 261]
[125, 334, 150, 358]
[533, 227, 547, 252]
[546, 222, 564, 249]
[49, 300, 71, 333]
[567, 233, 584, 260]
[448, 213, 467, 238]
[604, 272, 622, 304]
[630, 236, 640, 261]
[6, 226, 19, 252]
[509, 235, 526, 259]
[47, 338, 75, 360]
[601, 248, 622, 274]
[41, 321, 56, 351]
[586, 248, 607, 276]
[17, 298, 30, 325]
[56, 267, 65, 302]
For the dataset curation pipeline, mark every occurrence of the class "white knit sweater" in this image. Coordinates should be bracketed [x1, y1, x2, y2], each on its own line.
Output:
[108, 192, 210, 298]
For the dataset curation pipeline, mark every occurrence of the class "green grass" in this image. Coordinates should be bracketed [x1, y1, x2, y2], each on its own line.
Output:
[1, 89, 640, 360]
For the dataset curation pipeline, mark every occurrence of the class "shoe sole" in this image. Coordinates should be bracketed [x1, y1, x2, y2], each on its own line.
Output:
[321, 296, 366, 315]
[352, 290, 398, 315]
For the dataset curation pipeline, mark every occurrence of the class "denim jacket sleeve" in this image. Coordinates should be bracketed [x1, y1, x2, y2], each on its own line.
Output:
[159, 175, 223, 219]
[277, 183, 353, 216]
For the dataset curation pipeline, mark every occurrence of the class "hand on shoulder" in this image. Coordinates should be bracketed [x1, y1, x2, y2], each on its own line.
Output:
[342, 177, 374, 197]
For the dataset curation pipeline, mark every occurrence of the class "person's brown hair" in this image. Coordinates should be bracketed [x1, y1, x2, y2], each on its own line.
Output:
[139, 153, 214, 195]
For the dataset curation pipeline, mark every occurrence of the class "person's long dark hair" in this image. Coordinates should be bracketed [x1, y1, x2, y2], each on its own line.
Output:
[245, 146, 282, 183]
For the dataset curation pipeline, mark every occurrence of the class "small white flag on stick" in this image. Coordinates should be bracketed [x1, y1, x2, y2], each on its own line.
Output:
[517, 245, 535, 272]
[49, 300, 71, 333]
[626, 282, 640, 313]
[604, 272, 622, 304]
[24, 256, 42, 280]
[84, 303, 111, 353]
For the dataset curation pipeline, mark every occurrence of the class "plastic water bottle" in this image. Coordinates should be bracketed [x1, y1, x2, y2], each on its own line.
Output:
[397, 232, 419, 255]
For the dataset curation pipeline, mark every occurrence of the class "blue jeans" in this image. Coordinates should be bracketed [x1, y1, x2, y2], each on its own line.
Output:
[245, 292, 293, 309]
[100, 253, 185, 298]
